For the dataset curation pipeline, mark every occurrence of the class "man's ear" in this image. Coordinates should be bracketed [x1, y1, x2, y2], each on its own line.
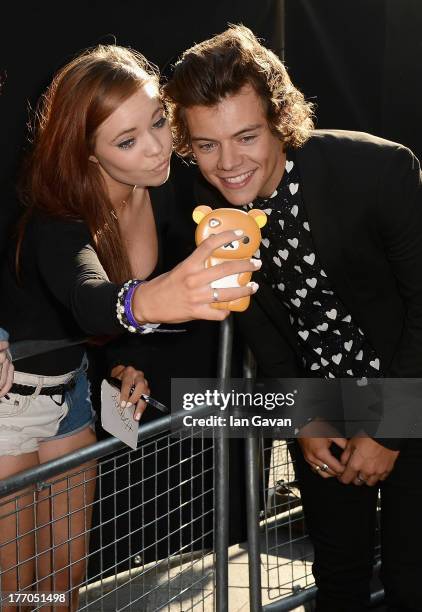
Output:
[192, 205, 212, 225]
[248, 209, 267, 228]
[89, 154, 99, 164]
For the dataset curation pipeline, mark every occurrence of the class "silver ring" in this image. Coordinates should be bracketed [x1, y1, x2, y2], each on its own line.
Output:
[357, 474, 366, 483]
[313, 465, 321, 472]
[212, 289, 219, 302]
[320, 463, 329, 473]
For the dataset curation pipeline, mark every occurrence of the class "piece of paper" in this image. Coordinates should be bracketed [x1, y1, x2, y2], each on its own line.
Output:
[101, 379, 138, 450]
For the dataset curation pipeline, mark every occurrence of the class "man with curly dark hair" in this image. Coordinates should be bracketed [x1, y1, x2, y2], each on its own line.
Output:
[164, 24, 422, 611]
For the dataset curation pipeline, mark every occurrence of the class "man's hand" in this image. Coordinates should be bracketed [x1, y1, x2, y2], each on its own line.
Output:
[0, 341, 14, 398]
[339, 435, 399, 486]
[298, 421, 348, 477]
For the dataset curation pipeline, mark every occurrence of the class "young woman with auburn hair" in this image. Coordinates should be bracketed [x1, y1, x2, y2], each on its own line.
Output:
[0, 45, 259, 610]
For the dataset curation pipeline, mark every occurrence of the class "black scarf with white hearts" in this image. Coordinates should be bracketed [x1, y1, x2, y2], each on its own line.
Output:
[244, 153, 382, 379]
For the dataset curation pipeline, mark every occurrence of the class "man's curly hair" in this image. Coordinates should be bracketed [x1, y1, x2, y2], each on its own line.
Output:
[163, 24, 314, 157]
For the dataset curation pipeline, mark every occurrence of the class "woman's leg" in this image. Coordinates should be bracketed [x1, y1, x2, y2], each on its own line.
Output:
[37, 426, 97, 612]
[0, 452, 40, 612]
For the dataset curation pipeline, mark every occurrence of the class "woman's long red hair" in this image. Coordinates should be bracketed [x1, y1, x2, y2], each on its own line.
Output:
[17, 45, 159, 283]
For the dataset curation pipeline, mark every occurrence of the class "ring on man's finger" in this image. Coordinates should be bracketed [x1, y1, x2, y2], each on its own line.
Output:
[313, 464, 322, 473]
[356, 474, 366, 483]
[212, 288, 219, 302]
[320, 463, 329, 472]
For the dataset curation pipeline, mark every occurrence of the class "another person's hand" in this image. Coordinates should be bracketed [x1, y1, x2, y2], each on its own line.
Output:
[110, 365, 151, 421]
[0, 341, 14, 398]
[132, 230, 261, 324]
[298, 421, 348, 477]
[339, 435, 400, 486]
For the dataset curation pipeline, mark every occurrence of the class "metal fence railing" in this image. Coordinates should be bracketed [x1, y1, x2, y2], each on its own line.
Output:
[0, 415, 215, 612]
[0, 319, 387, 612]
[261, 438, 314, 603]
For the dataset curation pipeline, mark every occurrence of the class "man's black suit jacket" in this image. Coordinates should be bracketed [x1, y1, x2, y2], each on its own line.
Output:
[195, 130, 422, 447]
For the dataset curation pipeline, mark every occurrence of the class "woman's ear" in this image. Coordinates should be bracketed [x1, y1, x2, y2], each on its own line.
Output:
[89, 154, 99, 164]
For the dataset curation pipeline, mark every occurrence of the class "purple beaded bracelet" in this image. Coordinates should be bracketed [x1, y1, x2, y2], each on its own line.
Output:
[116, 279, 160, 334]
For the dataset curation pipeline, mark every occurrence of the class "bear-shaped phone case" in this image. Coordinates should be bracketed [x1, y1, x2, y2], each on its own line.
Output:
[193, 205, 267, 311]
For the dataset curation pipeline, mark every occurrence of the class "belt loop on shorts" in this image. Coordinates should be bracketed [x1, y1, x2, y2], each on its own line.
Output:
[31, 377, 44, 399]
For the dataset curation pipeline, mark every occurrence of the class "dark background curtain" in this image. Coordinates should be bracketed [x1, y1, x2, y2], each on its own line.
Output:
[1, 0, 421, 572]
[285, 0, 422, 158]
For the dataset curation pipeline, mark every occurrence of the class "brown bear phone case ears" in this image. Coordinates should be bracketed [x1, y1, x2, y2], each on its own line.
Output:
[247, 209, 267, 228]
[192, 205, 213, 225]
[193, 205, 267, 229]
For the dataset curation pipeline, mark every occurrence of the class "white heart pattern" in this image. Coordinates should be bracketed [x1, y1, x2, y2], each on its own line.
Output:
[289, 315, 294, 325]
[279, 219, 285, 229]
[288, 238, 299, 248]
[285, 160, 294, 173]
[355, 350, 363, 361]
[313, 301, 322, 306]
[273, 256, 281, 267]
[291, 205, 299, 217]
[370, 358, 380, 370]
[332, 353, 342, 365]
[342, 315, 352, 323]
[277, 283, 285, 291]
[344, 340, 353, 351]
[254, 248, 260, 258]
[291, 298, 301, 307]
[321, 357, 329, 366]
[303, 253, 315, 265]
[310, 363, 320, 370]
[306, 277, 317, 288]
[278, 249, 289, 260]
[314, 347, 322, 355]
[269, 189, 278, 198]
[294, 265, 302, 274]
[298, 330, 309, 341]
[289, 183, 299, 195]
[320, 270, 327, 277]
[296, 288, 307, 298]
[347, 369, 354, 375]
[264, 208, 272, 215]
[317, 322, 328, 331]
[326, 309, 337, 320]
[328, 372, 335, 378]
[303, 222, 310, 232]
[261, 238, 270, 248]
[322, 290, 334, 295]
[333, 330, 340, 335]
[298, 317, 304, 326]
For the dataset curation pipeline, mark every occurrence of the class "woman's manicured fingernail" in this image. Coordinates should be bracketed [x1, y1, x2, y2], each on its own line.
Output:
[135, 413, 141, 421]
[234, 229, 244, 236]
[120, 401, 127, 408]
[247, 282, 259, 293]
[250, 259, 262, 267]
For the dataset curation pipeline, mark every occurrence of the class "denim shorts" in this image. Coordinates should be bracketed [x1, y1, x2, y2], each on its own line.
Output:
[0, 355, 96, 456]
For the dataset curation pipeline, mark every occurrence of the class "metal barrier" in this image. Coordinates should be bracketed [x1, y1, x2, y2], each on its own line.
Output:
[0, 319, 386, 612]
[0, 416, 216, 611]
